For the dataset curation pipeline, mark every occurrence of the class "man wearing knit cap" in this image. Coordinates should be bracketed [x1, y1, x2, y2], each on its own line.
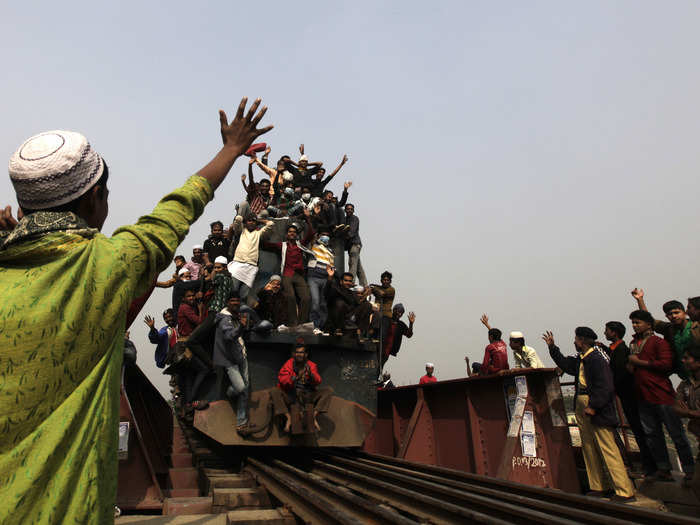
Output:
[0, 97, 272, 524]
[420, 363, 438, 384]
[509, 331, 544, 369]
[543, 328, 636, 502]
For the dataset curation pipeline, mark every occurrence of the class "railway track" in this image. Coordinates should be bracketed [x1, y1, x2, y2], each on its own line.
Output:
[241, 449, 699, 525]
[172, 411, 698, 524]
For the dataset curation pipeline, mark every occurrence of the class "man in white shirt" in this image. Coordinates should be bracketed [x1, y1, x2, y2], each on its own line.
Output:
[227, 213, 273, 300]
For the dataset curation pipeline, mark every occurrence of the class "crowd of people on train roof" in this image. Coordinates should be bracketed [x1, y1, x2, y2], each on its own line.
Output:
[141, 141, 417, 435]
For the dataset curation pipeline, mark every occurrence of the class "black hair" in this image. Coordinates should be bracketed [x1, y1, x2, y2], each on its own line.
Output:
[318, 227, 331, 235]
[341, 272, 354, 280]
[688, 297, 700, 310]
[227, 290, 241, 301]
[259, 178, 270, 185]
[302, 186, 311, 192]
[210, 220, 224, 229]
[23, 161, 109, 214]
[381, 271, 393, 280]
[575, 326, 598, 341]
[323, 190, 333, 197]
[163, 308, 175, 318]
[345, 203, 354, 209]
[662, 300, 685, 314]
[629, 309, 654, 325]
[174, 255, 186, 263]
[605, 321, 626, 338]
[287, 224, 299, 232]
[488, 328, 502, 340]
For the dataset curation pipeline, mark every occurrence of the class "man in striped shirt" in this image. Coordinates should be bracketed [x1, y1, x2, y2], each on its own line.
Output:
[307, 227, 334, 333]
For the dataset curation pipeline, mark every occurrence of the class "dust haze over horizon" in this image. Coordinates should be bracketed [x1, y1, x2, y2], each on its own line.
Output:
[2, 2, 699, 396]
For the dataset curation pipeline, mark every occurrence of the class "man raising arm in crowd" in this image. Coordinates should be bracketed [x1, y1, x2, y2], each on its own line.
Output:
[0, 97, 272, 524]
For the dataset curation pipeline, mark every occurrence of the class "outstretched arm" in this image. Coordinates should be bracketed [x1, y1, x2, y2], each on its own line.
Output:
[328, 154, 348, 178]
[631, 288, 648, 312]
[480, 314, 492, 330]
[197, 97, 272, 191]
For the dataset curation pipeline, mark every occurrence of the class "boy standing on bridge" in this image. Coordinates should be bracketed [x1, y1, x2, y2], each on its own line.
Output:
[543, 328, 636, 502]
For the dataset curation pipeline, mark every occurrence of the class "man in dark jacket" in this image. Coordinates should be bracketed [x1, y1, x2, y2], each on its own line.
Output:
[543, 327, 636, 501]
[324, 267, 372, 336]
[598, 321, 657, 476]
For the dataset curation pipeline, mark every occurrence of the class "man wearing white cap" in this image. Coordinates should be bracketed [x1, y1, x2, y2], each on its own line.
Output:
[420, 363, 438, 384]
[286, 143, 323, 186]
[184, 244, 205, 279]
[509, 331, 545, 369]
[0, 97, 271, 524]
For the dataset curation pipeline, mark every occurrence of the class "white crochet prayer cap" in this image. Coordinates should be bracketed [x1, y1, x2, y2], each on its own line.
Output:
[9, 130, 104, 210]
[214, 256, 228, 264]
[510, 331, 524, 339]
[299, 155, 308, 162]
[178, 268, 190, 276]
[192, 244, 203, 250]
[282, 171, 293, 182]
[425, 362, 434, 368]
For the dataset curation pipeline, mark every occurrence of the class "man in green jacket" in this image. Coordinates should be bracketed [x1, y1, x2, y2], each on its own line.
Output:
[0, 97, 271, 524]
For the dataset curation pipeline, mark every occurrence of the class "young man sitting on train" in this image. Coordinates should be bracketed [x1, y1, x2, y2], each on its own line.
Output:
[270, 345, 333, 433]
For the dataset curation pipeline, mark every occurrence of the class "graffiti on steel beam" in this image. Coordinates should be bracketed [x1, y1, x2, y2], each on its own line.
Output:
[512, 456, 547, 469]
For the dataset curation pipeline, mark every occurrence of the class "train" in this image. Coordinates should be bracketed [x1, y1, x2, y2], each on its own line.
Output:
[166, 332, 380, 447]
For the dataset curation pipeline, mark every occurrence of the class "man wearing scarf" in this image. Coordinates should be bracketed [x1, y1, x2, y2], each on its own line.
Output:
[0, 97, 271, 524]
[544, 327, 636, 502]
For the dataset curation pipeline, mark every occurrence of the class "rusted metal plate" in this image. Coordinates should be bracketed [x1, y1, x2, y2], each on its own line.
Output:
[195, 391, 375, 447]
[117, 365, 173, 510]
[365, 369, 580, 493]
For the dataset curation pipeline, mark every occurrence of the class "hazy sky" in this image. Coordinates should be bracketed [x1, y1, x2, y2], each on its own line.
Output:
[2, 2, 699, 394]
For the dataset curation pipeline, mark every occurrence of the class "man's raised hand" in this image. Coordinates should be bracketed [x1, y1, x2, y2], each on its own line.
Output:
[631, 288, 644, 300]
[219, 97, 273, 157]
[480, 314, 490, 329]
[326, 266, 335, 278]
[542, 331, 555, 348]
[0, 205, 22, 231]
[144, 315, 155, 328]
[342, 154, 348, 164]
[344, 181, 352, 190]
[408, 312, 416, 323]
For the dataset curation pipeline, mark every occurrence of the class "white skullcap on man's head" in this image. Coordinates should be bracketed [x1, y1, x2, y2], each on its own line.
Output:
[214, 256, 228, 264]
[9, 130, 105, 210]
[178, 268, 190, 276]
[192, 244, 203, 250]
[510, 331, 524, 339]
[425, 362, 434, 368]
[299, 155, 308, 162]
[282, 171, 293, 182]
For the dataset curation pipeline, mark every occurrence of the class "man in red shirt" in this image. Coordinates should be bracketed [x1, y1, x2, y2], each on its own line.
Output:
[477, 319, 509, 375]
[270, 345, 333, 433]
[419, 363, 437, 384]
[263, 212, 314, 327]
[177, 289, 206, 338]
[627, 310, 695, 480]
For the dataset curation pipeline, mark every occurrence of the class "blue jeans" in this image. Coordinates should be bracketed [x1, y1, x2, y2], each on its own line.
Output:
[308, 274, 328, 329]
[638, 400, 695, 474]
[225, 362, 249, 426]
[231, 277, 251, 302]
